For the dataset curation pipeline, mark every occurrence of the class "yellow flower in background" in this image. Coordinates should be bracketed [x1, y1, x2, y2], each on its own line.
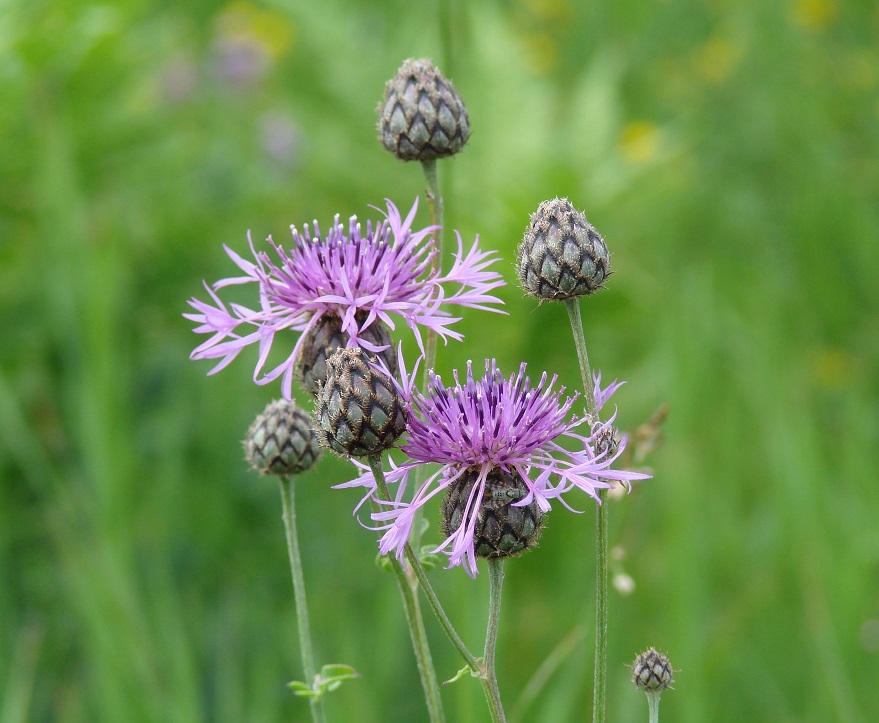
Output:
[515, 0, 574, 75]
[521, 31, 559, 75]
[808, 347, 859, 390]
[791, 0, 838, 31]
[215, 1, 294, 60]
[618, 121, 661, 164]
[211, 2, 295, 90]
[692, 36, 740, 85]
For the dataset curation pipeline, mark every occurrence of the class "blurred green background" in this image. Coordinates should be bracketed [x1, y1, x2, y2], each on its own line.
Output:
[2, 0, 878, 720]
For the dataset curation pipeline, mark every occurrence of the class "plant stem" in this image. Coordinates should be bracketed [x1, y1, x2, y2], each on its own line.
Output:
[483, 559, 508, 723]
[646, 691, 661, 723]
[368, 456, 511, 722]
[278, 476, 326, 723]
[564, 299, 596, 419]
[564, 298, 606, 723]
[367, 456, 445, 723]
[420, 158, 444, 390]
[592, 486, 608, 723]
[410, 158, 444, 556]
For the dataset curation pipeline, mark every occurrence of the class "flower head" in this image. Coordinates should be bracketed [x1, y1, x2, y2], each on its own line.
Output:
[314, 348, 408, 458]
[185, 198, 505, 398]
[517, 197, 610, 301]
[244, 398, 321, 476]
[378, 58, 470, 161]
[338, 361, 649, 577]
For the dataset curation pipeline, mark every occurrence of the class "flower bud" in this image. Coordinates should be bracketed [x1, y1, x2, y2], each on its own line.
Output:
[631, 647, 674, 693]
[441, 468, 545, 559]
[314, 348, 407, 457]
[517, 197, 610, 301]
[378, 58, 470, 161]
[244, 399, 321, 476]
[298, 312, 398, 395]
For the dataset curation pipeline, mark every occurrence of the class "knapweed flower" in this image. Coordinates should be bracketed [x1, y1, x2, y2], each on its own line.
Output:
[339, 361, 650, 577]
[185, 198, 505, 398]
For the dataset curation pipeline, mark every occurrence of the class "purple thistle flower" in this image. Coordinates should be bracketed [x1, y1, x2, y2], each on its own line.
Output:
[337, 362, 650, 577]
[184, 198, 505, 398]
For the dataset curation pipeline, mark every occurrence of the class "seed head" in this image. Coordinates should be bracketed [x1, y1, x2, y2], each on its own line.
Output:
[314, 348, 407, 457]
[631, 647, 674, 693]
[244, 399, 321, 476]
[378, 58, 470, 161]
[517, 197, 610, 301]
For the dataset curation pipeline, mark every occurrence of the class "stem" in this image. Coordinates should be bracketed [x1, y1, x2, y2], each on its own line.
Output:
[564, 299, 596, 419]
[564, 298, 606, 723]
[593, 488, 608, 723]
[411, 158, 444, 555]
[646, 691, 661, 723]
[278, 476, 326, 723]
[420, 158, 443, 409]
[367, 456, 445, 723]
[403, 544, 481, 672]
[369, 456, 511, 722]
[483, 559, 508, 723]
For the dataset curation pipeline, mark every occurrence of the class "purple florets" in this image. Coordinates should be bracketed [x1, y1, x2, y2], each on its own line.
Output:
[185, 198, 505, 398]
[338, 361, 650, 577]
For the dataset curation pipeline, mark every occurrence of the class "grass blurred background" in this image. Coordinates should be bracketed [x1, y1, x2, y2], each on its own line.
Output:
[2, 0, 878, 720]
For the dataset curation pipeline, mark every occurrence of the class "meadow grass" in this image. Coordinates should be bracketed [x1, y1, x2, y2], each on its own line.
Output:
[1, 0, 877, 721]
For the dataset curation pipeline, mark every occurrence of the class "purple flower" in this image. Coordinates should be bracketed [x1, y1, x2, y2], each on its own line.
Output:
[338, 362, 650, 577]
[185, 198, 505, 398]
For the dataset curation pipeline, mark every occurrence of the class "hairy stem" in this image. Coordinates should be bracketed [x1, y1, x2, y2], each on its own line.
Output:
[279, 476, 326, 723]
[367, 456, 445, 723]
[564, 298, 606, 723]
[483, 558, 508, 723]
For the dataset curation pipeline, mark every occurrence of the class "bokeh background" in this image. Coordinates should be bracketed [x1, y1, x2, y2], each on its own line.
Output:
[2, 0, 878, 721]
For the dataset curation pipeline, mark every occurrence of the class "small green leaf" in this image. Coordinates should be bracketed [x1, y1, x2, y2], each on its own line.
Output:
[287, 680, 317, 698]
[418, 545, 439, 571]
[443, 661, 482, 686]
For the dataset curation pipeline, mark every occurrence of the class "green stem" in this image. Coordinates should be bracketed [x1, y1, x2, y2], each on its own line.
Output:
[278, 476, 326, 723]
[483, 559, 508, 723]
[367, 456, 445, 723]
[593, 487, 608, 723]
[564, 299, 596, 419]
[564, 299, 605, 723]
[646, 691, 661, 723]
[410, 158, 444, 556]
[420, 158, 443, 398]
[369, 456, 510, 722]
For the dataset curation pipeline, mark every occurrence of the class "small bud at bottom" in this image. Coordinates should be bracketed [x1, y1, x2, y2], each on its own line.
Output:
[632, 647, 674, 693]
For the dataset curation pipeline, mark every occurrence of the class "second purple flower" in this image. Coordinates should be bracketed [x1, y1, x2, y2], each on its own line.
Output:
[340, 360, 650, 577]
